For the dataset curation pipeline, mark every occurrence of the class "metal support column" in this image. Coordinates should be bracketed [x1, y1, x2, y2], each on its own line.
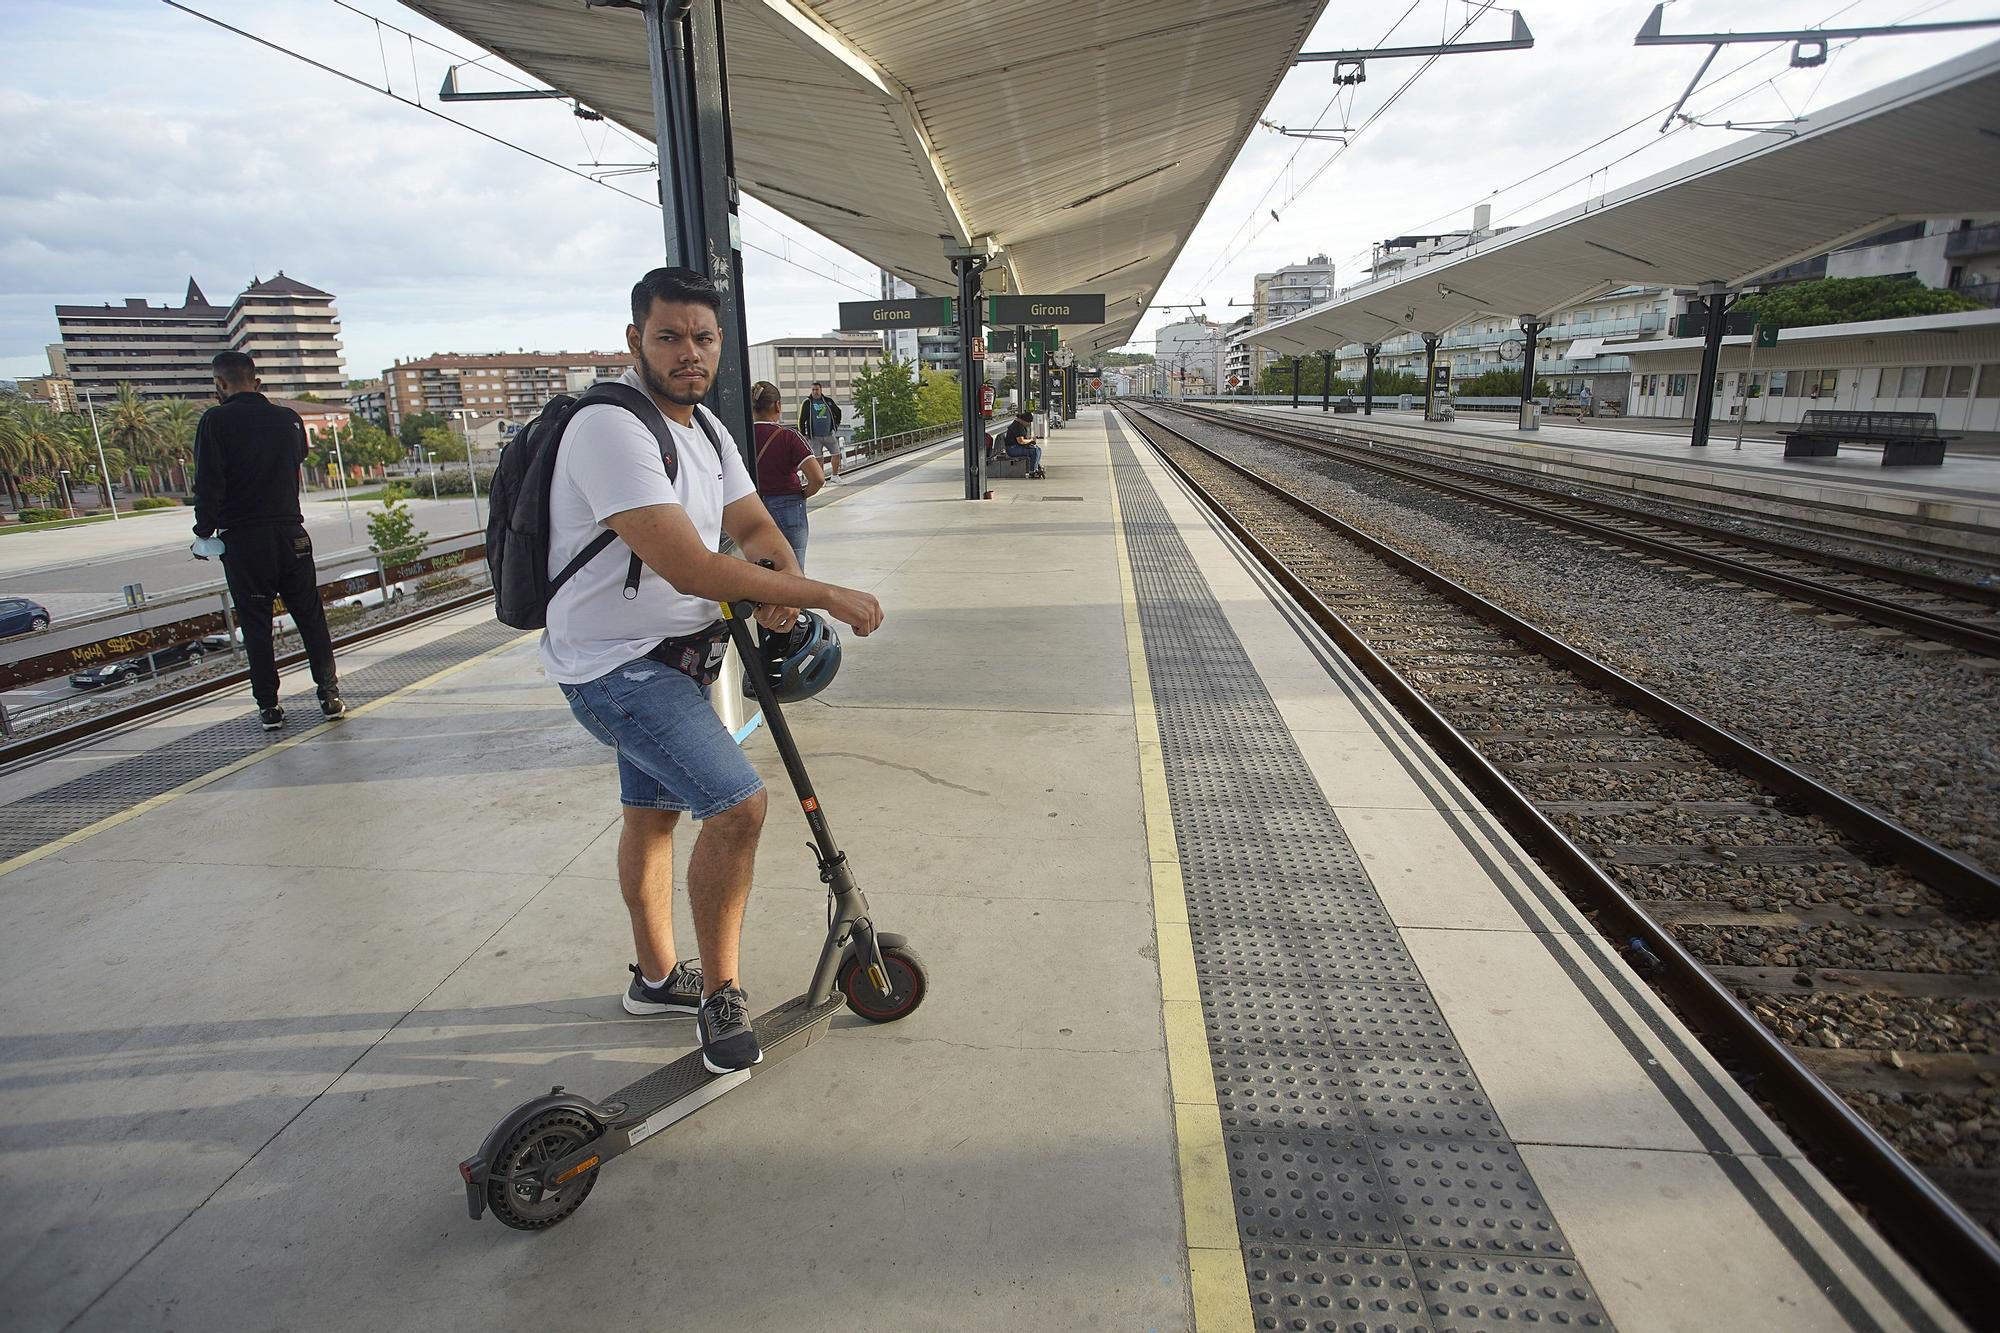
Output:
[1015, 323, 1028, 411]
[1421, 332, 1442, 418]
[636, 0, 753, 461]
[951, 249, 990, 498]
[1039, 349, 1052, 435]
[1320, 351, 1335, 411]
[1690, 285, 1734, 448]
[1519, 318, 1549, 431]
[1362, 343, 1381, 415]
[1289, 357, 1302, 410]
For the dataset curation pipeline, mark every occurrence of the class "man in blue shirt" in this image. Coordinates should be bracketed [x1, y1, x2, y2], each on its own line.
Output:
[796, 381, 844, 484]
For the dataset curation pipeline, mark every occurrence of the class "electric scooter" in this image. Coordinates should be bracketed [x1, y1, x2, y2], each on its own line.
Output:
[457, 596, 927, 1231]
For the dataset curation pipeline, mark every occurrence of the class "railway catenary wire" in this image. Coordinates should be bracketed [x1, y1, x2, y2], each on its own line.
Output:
[1167, 401, 2000, 655]
[1116, 403, 2000, 1318]
[1152, 402, 2000, 877]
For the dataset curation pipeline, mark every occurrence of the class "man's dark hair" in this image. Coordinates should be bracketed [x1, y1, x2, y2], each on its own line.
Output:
[212, 350, 257, 384]
[1015, 410, 1033, 421]
[811, 380, 823, 388]
[630, 266, 722, 328]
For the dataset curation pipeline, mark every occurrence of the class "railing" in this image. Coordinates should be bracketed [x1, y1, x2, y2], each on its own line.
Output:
[0, 527, 490, 736]
[1946, 280, 2000, 308]
[1944, 224, 2000, 258]
[844, 422, 958, 461]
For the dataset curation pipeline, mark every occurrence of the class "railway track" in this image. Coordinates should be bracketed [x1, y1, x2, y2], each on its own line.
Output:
[1117, 403, 2000, 1318]
[1166, 401, 2000, 656]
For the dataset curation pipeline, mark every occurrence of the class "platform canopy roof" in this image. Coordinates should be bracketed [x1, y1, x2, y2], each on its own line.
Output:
[398, 0, 1330, 356]
[1247, 41, 2000, 357]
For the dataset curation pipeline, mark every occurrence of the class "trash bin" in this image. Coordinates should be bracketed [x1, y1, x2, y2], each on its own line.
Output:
[1518, 401, 1541, 431]
[1397, 394, 1413, 410]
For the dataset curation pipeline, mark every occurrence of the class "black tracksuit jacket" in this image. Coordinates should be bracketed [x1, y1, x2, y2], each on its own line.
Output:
[191, 392, 309, 538]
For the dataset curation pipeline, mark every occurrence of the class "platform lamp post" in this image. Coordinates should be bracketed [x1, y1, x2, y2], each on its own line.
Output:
[326, 420, 355, 543]
[425, 450, 440, 502]
[1362, 343, 1382, 416]
[1421, 332, 1443, 419]
[79, 387, 120, 520]
[57, 469, 75, 519]
[1518, 318, 1549, 430]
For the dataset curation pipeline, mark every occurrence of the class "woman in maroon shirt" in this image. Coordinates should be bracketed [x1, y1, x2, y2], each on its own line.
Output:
[750, 381, 825, 569]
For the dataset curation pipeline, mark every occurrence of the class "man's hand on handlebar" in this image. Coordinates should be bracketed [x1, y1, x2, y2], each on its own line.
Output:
[754, 603, 800, 634]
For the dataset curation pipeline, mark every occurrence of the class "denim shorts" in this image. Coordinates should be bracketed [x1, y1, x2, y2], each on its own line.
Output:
[560, 659, 763, 818]
[764, 492, 808, 569]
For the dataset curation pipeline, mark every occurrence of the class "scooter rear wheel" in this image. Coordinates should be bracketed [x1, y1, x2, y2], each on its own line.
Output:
[839, 944, 928, 1023]
[487, 1108, 602, 1231]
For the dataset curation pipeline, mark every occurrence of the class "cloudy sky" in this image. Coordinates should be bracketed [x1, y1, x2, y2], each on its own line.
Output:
[0, 1, 1984, 384]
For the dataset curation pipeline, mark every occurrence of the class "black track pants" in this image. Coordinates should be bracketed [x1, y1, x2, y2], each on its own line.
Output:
[220, 524, 338, 709]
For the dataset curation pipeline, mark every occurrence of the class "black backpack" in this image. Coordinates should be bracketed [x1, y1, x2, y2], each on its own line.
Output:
[487, 382, 720, 630]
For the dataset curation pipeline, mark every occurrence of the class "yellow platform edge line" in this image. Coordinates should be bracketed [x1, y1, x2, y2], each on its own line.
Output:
[0, 626, 531, 881]
[1107, 433, 1254, 1333]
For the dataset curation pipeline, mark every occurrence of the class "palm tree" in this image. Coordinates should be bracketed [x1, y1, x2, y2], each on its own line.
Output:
[106, 382, 162, 496]
[156, 399, 202, 493]
[1, 400, 84, 513]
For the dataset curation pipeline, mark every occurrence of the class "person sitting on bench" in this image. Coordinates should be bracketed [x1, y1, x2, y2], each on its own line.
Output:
[1001, 410, 1045, 479]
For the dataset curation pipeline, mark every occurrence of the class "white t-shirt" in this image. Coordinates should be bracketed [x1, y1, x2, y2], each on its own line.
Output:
[539, 370, 756, 684]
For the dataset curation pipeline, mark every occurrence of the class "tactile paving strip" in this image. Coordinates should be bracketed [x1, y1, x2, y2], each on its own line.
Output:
[1111, 424, 1614, 1330]
[0, 618, 521, 862]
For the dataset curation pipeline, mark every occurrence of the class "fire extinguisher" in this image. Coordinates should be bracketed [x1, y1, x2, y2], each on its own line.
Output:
[979, 383, 995, 416]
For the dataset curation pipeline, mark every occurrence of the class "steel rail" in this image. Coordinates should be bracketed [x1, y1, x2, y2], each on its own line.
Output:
[1181, 401, 2000, 600]
[1128, 407, 1999, 910]
[1165, 402, 2000, 652]
[1117, 404, 2000, 1325]
[0, 588, 497, 769]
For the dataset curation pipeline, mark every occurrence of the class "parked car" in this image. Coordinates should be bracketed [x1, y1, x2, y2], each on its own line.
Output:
[69, 633, 230, 690]
[334, 567, 408, 610]
[0, 596, 52, 638]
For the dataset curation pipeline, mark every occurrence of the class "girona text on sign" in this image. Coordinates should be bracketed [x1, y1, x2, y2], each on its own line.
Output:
[987, 294, 1106, 326]
[837, 297, 954, 331]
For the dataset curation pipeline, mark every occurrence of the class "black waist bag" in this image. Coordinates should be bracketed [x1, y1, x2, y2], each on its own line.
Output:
[646, 620, 729, 686]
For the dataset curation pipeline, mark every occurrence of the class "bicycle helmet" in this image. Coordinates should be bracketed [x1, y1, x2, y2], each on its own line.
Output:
[744, 609, 841, 702]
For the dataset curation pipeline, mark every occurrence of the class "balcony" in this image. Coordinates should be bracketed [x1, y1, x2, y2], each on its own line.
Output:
[1945, 224, 2000, 258]
[1947, 280, 2000, 308]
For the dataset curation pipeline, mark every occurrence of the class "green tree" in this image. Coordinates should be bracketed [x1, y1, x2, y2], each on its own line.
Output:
[367, 494, 429, 568]
[419, 425, 466, 463]
[339, 415, 403, 471]
[914, 368, 961, 427]
[1735, 276, 1980, 330]
[849, 355, 920, 441]
[0, 392, 80, 511]
[399, 411, 448, 449]
[105, 382, 163, 495]
[156, 399, 202, 490]
[1101, 351, 1156, 366]
[1454, 369, 1552, 398]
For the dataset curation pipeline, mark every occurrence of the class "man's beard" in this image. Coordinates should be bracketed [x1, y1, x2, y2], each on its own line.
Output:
[637, 354, 709, 406]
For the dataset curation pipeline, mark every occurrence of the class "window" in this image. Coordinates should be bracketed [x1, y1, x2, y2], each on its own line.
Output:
[1947, 366, 1973, 398]
[1922, 366, 1946, 397]
[1898, 366, 1924, 397]
[1768, 370, 1789, 397]
[1978, 364, 2000, 398]
[1876, 368, 1898, 398]
[1668, 374, 1687, 396]
[1816, 370, 1839, 396]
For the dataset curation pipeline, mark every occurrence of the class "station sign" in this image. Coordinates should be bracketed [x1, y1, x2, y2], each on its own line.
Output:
[1428, 363, 1450, 399]
[988, 329, 1015, 354]
[838, 297, 954, 331]
[987, 294, 1106, 326]
[1755, 323, 1781, 348]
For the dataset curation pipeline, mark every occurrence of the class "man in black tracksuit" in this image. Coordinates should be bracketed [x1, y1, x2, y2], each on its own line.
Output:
[192, 350, 343, 731]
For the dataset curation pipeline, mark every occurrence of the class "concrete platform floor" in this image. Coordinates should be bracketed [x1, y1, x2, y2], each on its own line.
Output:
[0, 412, 1964, 1332]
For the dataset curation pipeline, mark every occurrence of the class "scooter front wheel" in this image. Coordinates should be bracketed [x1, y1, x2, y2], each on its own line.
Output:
[487, 1108, 602, 1231]
[839, 944, 929, 1023]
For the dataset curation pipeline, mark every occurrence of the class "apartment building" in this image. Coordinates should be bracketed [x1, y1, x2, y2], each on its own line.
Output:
[382, 350, 630, 434]
[746, 334, 885, 408]
[1245, 254, 1336, 384]
[54, 273, 345, 403]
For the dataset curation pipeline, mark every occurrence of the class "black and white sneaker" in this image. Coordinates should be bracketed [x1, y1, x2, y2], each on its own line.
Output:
[320, 689, 345, 720]
[623, 960, 702, 1017]
[697, 983, 763, 1074]
[258, 706, 286, 732]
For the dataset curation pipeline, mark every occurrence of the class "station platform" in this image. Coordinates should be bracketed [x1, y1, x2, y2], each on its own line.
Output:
[1209, 401, 2000, 561]
[0, 412, 1964, 1332]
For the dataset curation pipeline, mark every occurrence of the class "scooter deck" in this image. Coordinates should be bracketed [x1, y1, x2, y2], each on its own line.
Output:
[602, 994, 846, 1147]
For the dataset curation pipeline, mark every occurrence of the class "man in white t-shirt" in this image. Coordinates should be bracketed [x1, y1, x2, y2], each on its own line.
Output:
[544, 266, 884, 1075]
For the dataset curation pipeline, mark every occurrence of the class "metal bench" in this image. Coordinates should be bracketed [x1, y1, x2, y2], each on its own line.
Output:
[1781, 409, 1956, 466]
